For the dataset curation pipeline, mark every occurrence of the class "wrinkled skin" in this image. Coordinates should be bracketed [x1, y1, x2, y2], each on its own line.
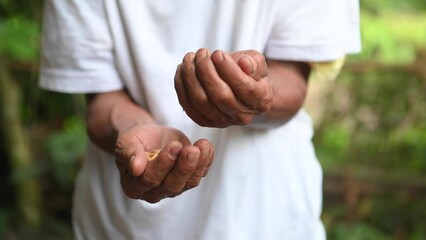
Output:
[114, 124, 214, 203]
[86, 91, 214, 203]
[86, 47, 309, 203]
[175, 48, 273, 128]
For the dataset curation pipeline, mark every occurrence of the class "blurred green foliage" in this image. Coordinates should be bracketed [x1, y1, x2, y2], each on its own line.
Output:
[357, 0, 426, 64]
[0, 0, 85, 238]
[0, 0, 41, 60]
[313, 0, 426, 239]
[318, 69, 426, 173]
[44, 117, 87, 188]
[0, 17, 39, 61]
[0, 0, 425, 239]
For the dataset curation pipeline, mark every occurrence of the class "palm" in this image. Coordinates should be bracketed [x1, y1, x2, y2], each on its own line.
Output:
[114, 124, 214, 203]
[125, 125, 191, 153]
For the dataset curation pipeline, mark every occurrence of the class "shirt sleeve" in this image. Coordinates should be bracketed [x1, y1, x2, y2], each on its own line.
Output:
[265, 0, 361, 62]
[39, 0, 123, 93]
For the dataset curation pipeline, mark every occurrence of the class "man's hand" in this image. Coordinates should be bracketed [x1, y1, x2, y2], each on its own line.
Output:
[175, 48, 273, 128]
[86, 90, 215, 203]
[114, 124, 214, 203]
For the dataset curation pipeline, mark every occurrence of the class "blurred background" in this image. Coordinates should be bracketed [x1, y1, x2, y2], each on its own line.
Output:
[0, 0, 425, 239]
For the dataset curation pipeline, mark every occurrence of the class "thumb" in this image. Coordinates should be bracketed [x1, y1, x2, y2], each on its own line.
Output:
[230, 50, 268, 80]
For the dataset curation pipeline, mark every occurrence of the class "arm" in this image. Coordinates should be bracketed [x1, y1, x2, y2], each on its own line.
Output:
[174, 48, 310, 129]
[86, 90, 214, 203]
[250, 59, 310, 128]
[86, 90, 156, 154]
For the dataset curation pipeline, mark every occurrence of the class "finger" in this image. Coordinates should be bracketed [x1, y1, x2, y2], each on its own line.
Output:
[120, 170, 144, 199]
[230, 50, 269, 80]
[115, 133, 149, 177]
[194, 49, 256, 125]
[162, 145, 200, 196]
[161, 127, 192, 148]
[175, 61, 213, 127]
[203, 143, 215, 177]
[211, 50, 273, 112]
[141, 146, 200, 202]
[182, 50, 231, 127]
[186, 139, 214, 187]
[140, 142, 182, 191]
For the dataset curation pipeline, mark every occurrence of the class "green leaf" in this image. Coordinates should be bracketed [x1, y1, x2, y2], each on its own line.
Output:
[0, 17, 40, 61]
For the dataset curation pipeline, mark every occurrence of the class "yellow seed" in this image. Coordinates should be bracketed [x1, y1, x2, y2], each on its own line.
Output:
[146, 149, 161, 161]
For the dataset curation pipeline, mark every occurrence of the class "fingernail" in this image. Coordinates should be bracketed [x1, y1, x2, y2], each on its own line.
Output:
[202, 48, 211, 58]
[169, 145, 181, 160]
[129, 155, 135, 167]
[212, 50, 225, 63]
[183, 52, 195, 62]
[129, 155, 136, 176]
[240, 55, 255, 75]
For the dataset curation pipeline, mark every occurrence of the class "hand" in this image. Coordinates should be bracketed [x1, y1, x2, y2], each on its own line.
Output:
[175, 48, 273, 128]
[114, 124, 214, 203]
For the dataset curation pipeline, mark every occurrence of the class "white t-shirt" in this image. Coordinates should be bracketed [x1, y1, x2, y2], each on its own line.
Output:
[40, 1, 360, 239]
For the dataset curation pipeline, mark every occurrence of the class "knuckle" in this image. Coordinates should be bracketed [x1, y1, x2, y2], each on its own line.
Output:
[178, 164, 196, 176]
[115, 138, 126, 151]
[156, 159, 177, 174]
[183, 62, 194, 73]
[183, 52, 195, 63]
[213, 92, 232, 106]
[165, 184, 182, 195]
[234, 114, 252, 125]
[237, 81, 259, 100]
[191, 91, 209, 105]
[204, 111, 221, 123]
[257, 102, 272, 113]
[141, 174, 162, 189]
[257, 94, 273, 113]
[243, 81, 257, 97]
[193, 170, 204, 179]
[185, 179, 200, 189]
[190, 170, 204, 184]
[182, 64, 195, 77]
[115, 136, 135, 155]
[201, 109, 231, 128]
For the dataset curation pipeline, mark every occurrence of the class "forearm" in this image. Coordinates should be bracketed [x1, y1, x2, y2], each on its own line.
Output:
[250, 60, 310, 128]
[86, 89, 156, 154]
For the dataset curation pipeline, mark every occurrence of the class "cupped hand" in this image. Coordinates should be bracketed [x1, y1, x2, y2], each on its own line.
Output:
[114, 124, 214, 203]
[174, 48, 273, 128]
